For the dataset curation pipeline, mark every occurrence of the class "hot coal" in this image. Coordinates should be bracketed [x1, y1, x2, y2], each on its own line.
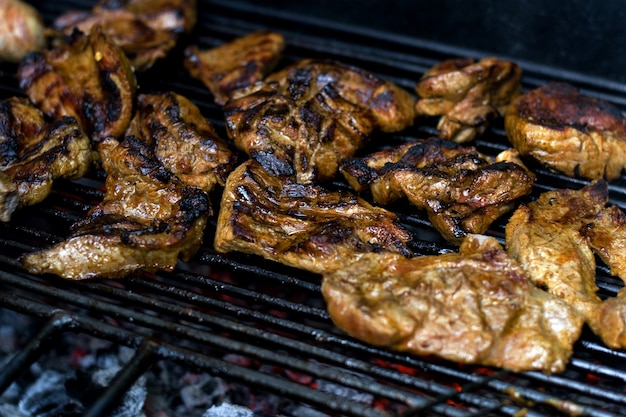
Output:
[0, 309, 346, 417]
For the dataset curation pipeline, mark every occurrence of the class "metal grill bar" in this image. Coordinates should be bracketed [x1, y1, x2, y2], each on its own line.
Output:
[0, 312, 74, 394]
[0, 295, 394, 417]
[0, 260, 526, 416]
[83, 340, 157, 417]
[1, 1, 626, 416]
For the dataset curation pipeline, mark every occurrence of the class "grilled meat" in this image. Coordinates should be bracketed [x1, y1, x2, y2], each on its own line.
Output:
[505, 181, 608, 341]
[340, 138, 535, 243]
[19, 91, 231, 280]
[321, 234, 583, 373]
[415, 57, 522, 143]
[505, 82, 626, 180]
[214, 159, 414, 274]
[18, 25, 137, 143]
[20, 135, 211, 280]
[0, 97, 91, 222]
[126, 91, 239, 193]
[184, 30, 285, 105]
[224, 59, 416, 184]
[54, 0, 197, 71]
[0, 0, 46, 63]
[582, 205, 626, 348]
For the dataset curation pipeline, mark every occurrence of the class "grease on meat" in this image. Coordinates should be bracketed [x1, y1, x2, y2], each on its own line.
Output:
[54, 0, 197, 71]
[18, 25, 137, 143]
[19, 91, 234, 280]
[415, 57, 522, 143]
[322, 234, 583, 373]
[224, 59, 416, 184]
[582, 204, 626, 349]
[126, 91, 239, 193]
[214, 159, 414, 274]
[0, 97, 92, 222]
[341, 138, 535, 243]
[184, 30, 285, 105]
[505, 82, 626, 180]
[506, 181, 606, 322]
[20, 136, 211, 280]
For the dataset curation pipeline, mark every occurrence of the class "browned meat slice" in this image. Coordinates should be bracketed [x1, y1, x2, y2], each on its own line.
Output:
[582, 205, 626, 348]
[126, 92, 239, 193]
[0, 0, 46, 63]
[505, 181, 608, 339]
[415, 57, 522, 143]
[340, 138, 535, 243]
[20, 135, 211, 280]
[184, 31, 285, 105]
[54, 0, 197, 71]
[18, 25, 137, 143]
[505, 82, 626, 180]
[224, 59, 416, 184]
[0, 97, 92, 222]
[321, 234, 583, 373]
[214, 159, 414, 274]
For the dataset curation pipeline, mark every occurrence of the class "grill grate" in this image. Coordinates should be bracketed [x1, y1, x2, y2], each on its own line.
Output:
[1, 1, 626, 416]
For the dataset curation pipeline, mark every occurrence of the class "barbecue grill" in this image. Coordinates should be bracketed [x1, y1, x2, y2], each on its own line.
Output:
[2, 1, 626, 416]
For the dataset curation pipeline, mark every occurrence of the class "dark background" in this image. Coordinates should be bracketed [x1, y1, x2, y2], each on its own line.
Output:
[236, 0, 626, 85]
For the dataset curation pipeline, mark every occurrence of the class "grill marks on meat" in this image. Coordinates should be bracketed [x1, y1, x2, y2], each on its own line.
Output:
[127, 92, 238, 193]
[184, 30, 285, 105]
[341, 138, 535, 243]
[321, 234, 583, 373]
[19, 92, 231, 280]
[0, 97, 92, 222]
[505, 180, 626, 349]
[10, 14, 626, 373]
[20, 135, 211, 280]
[53, 0, 197, 72]
[214, 159, 414, 274]
[18, 25, 137, 143]
[224, 59, 416, 184]
[505, 82, 626, 180]
[415, 57, 522, 143]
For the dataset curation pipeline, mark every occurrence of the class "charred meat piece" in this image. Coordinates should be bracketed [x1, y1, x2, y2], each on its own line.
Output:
[0, 0, 46, 63]
[54, 0, 197, 71]
[322, 234, 583, 373]
[214, 159, 414, 274]
[184, 30, 285, 105]
[18, 25, 137, 143]
[582, 205, 626, 348]
[224, 59, 416, 184]
[20, 135, 211, 280]
[505, 82, 626, 180]
[0, 97, 91, 222]
[505, 181, 608, 340]
[415, 57, 522, 143]
[126, 92, 239, 193]
[341, 138, 535, 243]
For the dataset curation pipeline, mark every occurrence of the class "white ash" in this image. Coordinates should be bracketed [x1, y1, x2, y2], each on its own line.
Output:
[202, 403, 284, 417]
[17, 369, 83, 417]
[91, 365, 147, 417]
